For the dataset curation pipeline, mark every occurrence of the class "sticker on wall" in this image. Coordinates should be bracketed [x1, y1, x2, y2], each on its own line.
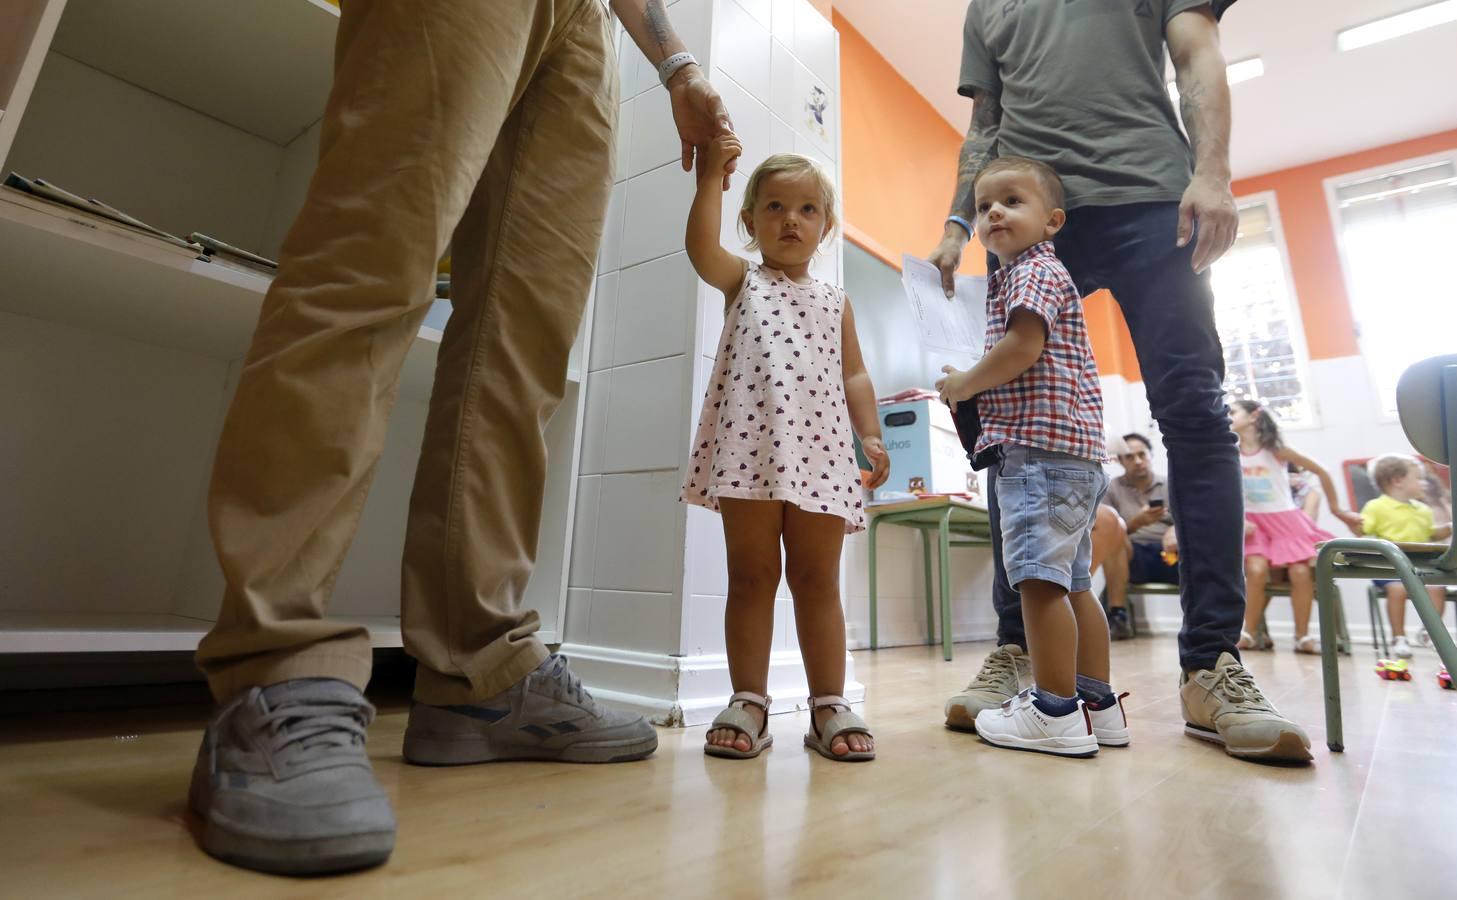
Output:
[804, 86, 829, 143]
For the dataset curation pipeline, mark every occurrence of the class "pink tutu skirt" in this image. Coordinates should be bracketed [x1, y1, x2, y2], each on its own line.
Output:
[1245, 509, 1334, 567]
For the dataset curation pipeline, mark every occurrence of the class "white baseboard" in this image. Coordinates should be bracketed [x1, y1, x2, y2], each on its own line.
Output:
[560, 642, 864, 728]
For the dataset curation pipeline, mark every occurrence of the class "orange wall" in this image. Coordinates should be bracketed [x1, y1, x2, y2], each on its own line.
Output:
[834, 11, 984, 277]
[1232, 128, 1457, 362]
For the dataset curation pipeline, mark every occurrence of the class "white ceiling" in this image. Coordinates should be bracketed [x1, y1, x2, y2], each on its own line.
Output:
[833, 0, 1457, 179]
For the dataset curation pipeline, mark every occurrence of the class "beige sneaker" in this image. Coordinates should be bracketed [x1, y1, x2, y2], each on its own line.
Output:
[944, 644, 1030, 731]
[1180, 652, 1312, 762]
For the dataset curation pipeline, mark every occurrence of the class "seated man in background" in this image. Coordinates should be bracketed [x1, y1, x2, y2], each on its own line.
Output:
[1101, 433, 1179, 640]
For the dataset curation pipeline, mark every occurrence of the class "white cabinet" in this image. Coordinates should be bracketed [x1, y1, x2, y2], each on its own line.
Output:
[0, 0, 590, 657]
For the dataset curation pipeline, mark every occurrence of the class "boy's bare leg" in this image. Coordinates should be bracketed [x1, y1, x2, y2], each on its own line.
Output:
[1021, 579, 1078, 697]
[1386, 583, 1409, 637]
[1070, 589, 1110, 684]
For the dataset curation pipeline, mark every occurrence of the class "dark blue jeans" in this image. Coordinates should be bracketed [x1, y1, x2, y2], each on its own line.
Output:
[975, 202, 1245, 672]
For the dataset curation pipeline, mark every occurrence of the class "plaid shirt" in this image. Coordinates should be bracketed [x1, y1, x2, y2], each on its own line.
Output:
[973, 242, 1105, 461]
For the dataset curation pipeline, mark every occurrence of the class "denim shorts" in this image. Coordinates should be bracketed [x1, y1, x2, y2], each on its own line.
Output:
[995, 444, 1110, 593]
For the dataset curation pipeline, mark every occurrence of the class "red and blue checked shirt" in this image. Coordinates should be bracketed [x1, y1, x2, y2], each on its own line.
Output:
[973, 242, 1106, 461]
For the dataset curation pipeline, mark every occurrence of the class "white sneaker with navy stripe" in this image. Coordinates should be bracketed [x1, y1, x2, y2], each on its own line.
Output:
[974, 688, 1098, 758]
[1086, 691, 1131, 747]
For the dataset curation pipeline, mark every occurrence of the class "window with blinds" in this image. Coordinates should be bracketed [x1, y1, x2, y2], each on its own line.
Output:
[1331, 155, 1457, 413]
[1211, 195, 1314, 426]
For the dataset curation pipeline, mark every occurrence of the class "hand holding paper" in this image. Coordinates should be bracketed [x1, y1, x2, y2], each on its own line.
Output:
[900, 254, 988, 376]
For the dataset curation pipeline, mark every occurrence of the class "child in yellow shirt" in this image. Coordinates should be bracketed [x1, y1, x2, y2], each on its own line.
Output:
[1362, 455, 1454, 658]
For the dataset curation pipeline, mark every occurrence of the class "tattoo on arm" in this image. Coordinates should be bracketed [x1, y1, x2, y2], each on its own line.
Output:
[645, 0, 673, 53]
[949, 94, 1002, 218]
[1178, 79, 1206, 154]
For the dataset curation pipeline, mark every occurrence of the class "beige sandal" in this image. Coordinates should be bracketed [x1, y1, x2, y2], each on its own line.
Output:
[803, 695, 875, 762]
[705, 691, 773, 759]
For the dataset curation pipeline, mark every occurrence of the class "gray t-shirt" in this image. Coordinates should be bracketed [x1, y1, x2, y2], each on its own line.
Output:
[1103, 473, 1173, 547]
[960, 0, 1212, 209]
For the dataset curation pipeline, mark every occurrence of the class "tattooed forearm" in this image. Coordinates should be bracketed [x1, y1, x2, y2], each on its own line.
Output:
[1168, 9, 1232, 179]
[948, 94, 1002, 218]
[645, 0, 672, 52]
[611, 0, 688, 67]
[1178, 79, 1212, 160]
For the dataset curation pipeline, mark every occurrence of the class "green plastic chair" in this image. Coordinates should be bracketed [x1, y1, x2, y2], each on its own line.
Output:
[1316, 354, 1457, 752]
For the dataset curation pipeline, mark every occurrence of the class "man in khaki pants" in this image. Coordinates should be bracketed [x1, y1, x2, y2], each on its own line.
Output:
[188, 0, 732, 875]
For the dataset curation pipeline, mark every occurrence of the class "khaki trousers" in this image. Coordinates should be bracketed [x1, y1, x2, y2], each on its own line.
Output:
[196, 0, 618, 705]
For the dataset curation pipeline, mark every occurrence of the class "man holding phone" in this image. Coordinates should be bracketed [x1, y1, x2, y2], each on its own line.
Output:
[1101, 434, 1180, 639]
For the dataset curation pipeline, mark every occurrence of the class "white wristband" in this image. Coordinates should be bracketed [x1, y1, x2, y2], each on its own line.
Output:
[658, 51, 698, 86]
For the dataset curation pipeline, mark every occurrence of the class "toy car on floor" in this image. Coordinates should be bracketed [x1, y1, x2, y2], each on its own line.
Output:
[1375, 659, 1412, 681]
[1439, 667, 1453, 690]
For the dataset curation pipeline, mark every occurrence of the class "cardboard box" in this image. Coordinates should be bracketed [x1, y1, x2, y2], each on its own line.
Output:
[873, 399, 975, 500]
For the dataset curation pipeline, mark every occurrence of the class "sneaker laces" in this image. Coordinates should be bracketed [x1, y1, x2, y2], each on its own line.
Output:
[258, 693, 373, 758]
[543, 655, 598, 712]
[964, 649, 1019, 692]
[1210, 663, 1275, 714]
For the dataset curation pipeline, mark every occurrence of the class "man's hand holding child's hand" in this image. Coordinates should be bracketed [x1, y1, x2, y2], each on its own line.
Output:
[698, 133, 742, 191]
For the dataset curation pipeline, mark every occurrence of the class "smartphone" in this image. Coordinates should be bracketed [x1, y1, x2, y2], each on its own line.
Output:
[1149, 499, 1165, 508]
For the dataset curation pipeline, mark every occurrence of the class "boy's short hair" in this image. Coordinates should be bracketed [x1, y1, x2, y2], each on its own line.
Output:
[973, 157, 1066, 210]
[1370, 454, 1421, 492]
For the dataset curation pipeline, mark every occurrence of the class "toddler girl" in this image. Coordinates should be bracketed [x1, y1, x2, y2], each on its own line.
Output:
[681, 136, 889, 762]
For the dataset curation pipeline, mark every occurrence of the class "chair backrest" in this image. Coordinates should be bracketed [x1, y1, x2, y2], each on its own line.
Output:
[1398, 354, 1457, 469]
[1397, 354, 1457, 570]
[1344, 458, 1379, 509]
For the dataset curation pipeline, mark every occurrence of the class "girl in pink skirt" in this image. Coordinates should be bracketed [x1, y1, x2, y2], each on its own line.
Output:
[1231, 400, 1361, 653]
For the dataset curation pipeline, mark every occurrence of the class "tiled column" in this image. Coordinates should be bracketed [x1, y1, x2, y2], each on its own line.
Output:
[561, 0, 860, 726]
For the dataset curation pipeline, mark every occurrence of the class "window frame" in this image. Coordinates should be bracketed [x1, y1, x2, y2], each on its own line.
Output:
[1322, 147, 1457, 422]
[1216, 189, 1320, 431]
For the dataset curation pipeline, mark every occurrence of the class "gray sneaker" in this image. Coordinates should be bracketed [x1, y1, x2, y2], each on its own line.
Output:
[403, 654, 658, 765]
[944, 644, 1031, 732]
[1181, 652, 1312, 762]
[188, 679, 396, 876]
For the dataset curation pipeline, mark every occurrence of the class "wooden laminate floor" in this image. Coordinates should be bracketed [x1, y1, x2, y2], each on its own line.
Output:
[2, 638, 1455, 899]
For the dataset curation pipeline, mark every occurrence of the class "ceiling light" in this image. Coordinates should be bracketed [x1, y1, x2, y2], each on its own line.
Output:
[1168, 57, 1264, 102]
[1337, 1, 1457, 52]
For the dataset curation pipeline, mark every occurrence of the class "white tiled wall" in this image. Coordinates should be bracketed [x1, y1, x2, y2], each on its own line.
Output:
[603, 356, 690, 472]
[589, 272, 619, 373]
[571, 0, 842, 665]
[714, 1, 773, 107]
[626, 87, 682, 178]
[622, 162, 699, 268]
[615, 253, 698, 366]
[595, 470, 684, 592]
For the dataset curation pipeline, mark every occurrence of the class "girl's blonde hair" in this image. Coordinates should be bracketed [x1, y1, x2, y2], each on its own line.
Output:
[738, 153, 839, 251]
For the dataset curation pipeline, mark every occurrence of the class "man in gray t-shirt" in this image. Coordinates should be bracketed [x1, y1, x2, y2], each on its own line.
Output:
[937, 2, 1315, 764]
[1101, 433, 1179, 641]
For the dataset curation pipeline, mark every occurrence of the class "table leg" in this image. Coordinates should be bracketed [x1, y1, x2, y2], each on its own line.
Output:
[939, 508, 953, 661]
[922, 529, 935, 647]
[868, 516, 880, 651]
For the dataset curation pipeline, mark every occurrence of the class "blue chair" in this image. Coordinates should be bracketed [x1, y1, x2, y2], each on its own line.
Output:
[1316, 354, 1457, 751]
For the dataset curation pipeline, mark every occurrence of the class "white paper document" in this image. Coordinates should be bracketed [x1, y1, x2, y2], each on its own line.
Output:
[901, 254, 988, 366]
